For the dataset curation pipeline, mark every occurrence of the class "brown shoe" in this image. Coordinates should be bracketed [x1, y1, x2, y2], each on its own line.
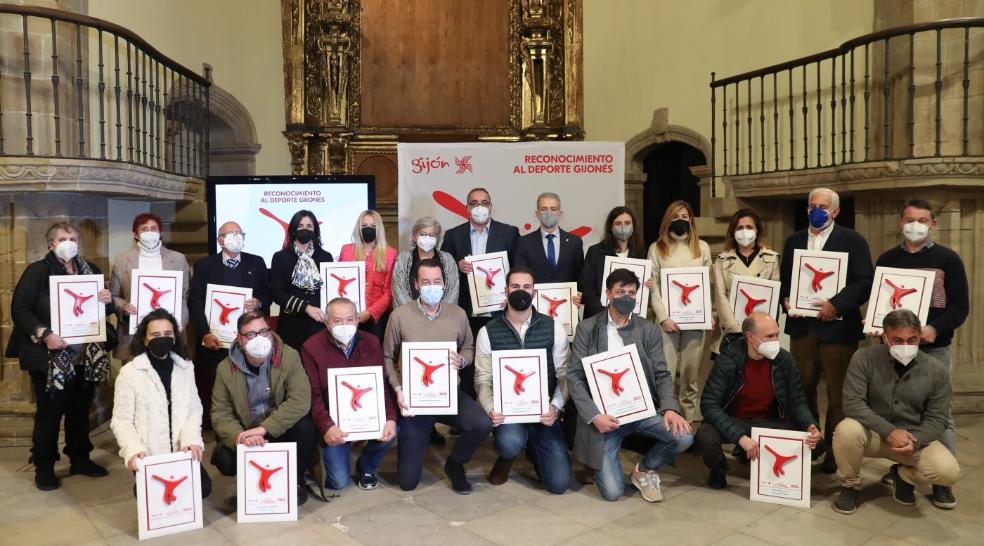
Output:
[488, 457, 513, 485]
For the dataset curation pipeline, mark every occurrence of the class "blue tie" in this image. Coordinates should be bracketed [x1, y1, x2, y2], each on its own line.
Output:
[546, 234, 556, 269]
[227, 258, 239, 269]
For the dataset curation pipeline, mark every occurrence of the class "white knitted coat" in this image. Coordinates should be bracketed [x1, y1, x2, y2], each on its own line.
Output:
[110, 352, 204, 464]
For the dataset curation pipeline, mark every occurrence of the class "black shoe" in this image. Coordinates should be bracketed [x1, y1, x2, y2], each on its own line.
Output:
[444, 460, 472, 494]
[297, 485, 309, 506]
[880, 471, 894, 485]
[821, 453, 838, 475]
[429, 428, 446, 446]
[357, 472, 379, 490]
[488, 457, 513, 486]
[890, 465, 916, 506]
[931, 484, 956, 509]
[34, 464, 60, 491]
[833, 487, 859, 515]
[69, 459, 109, 478]
[708, 465, 728, 490]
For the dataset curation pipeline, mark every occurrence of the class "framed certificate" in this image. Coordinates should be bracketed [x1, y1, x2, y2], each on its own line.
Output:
[600, 256, 651, 318]
[237, 442, 298, 523]
[749, 427, 811, 508]
[135, 451, 203, 540]
[787, 249, 849, 318]
[728, 275, 782, 323]
[49, 274, 106, 344]
[491, 349, 549, 424]
[400, 341, 459, 415]
[205, 284, 251, 349]
[582, 343, 657, 426]
[533, 282, 578, 339]
[660, 266, 712, 330]
[320, 261, 367, 313]
[863, 267, 936, 335]
[326, 365, 387, 441]
[466, 251, 510, 315]
[129, 269, 183, 334]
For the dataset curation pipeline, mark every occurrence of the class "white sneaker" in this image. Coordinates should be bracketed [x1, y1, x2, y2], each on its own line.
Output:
[630, 463, 664, 503]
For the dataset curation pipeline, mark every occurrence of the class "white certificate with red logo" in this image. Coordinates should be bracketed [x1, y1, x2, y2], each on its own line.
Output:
[600, 256, 651, 318]
[582, 343, 657, 426]
[401, 341, 459, 415]
[788, 249, 849, 318]
[750, 427, 811, 508]
[327, 365, 387, 441]
[237, 442, 298, 523]
[129, 269, 183, 334]
[863, 267, 936, 335]
[491, 349, 549, 424]
[533, 282, 578, 339]
[728, 275, 782, 324]
[49, 274, 106, 344]
[660, 266, 712, 330]
[320, 261, 367, 313]
[466, 251, 510, 315]
[135, 451, 203, 540]
[205, 284, 252, 349]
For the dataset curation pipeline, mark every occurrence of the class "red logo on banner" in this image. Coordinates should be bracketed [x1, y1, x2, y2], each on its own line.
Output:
[504, 365, 536, 396]
[764, 445, 798, 477]
[341, 381, 373, 411]
[885, 279, 917, 309]
[152, 474, 187, 505]
[414, 357, 445, 387]
[213, 299, 240, 325]
[411, 156, 450, 175]
[143, 283, 172, 309]
[63, 288, 94, 317]
[672, 280, 700, 305]
[541, 295, 567, 318]
[258, 207, 324, 249]
[804, 263, 835, 292]
[454, 156, 473, 174]
[249, 460, 283, 493]
[430, 191, 594, 238]
[739, 289, 767, 316]
[330, 274, 357, 297]
[598, 368, 630, 396]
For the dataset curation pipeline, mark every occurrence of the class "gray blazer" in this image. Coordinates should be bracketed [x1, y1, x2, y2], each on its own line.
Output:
[567, 311, 680, 469]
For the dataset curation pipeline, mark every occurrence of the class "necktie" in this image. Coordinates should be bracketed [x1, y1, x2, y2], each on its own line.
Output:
[546, 234, 556, 269]
[227, 258, 240, 269]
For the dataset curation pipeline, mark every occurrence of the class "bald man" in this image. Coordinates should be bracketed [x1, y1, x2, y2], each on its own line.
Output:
[189, 221, 272, 423]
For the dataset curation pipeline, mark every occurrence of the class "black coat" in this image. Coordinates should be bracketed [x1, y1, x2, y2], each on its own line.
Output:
[578, 241, 645, 320]
[440, 219, 519, 315]
[188, 251, 271, 350]
[514, 228, 584, 285]
[270, 246, 333, 350]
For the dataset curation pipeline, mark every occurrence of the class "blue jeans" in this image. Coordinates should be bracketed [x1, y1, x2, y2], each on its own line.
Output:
[596, 415, 694, 501]
[322, 436, 396, 490]
[494, 421, 571, 494]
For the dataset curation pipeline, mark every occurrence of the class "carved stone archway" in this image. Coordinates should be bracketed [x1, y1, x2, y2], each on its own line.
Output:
[204, 77, 261, 176]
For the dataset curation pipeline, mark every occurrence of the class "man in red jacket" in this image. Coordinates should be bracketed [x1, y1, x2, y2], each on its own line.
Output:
[301, 297, 398, 490]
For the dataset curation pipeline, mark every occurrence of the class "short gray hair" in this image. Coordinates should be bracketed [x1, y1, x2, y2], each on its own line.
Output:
[327, 297, 357, 318]
[536, 192, 562, 209]
[883, 309, 921, 332]
[411, 217, 442, 245]
[808, 187, 840, 209]
[45, 222, 80, 244]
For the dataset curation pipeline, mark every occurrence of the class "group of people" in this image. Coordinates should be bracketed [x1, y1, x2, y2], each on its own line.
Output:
[5, 185, 967, 516]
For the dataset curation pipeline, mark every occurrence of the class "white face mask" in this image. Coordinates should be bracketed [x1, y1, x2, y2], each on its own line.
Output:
[756, 339, 781, 360]
[138, 231, 161, 248]
[222, 233, 244, 253]
[734, 228, 757, 248]
[888, 342, 918, 366]
[244, 334, 272, 360]
[331, 324, 357, 346]
[419, 284, 443, 305]
[54, 240, 79, 261]
[902, 221, 930, 244]
[470, 205, 490, 224]
[416, 234, 438, 252]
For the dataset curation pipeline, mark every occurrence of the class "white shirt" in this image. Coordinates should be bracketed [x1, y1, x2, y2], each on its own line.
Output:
[808, 222, 835, 251]
[540, 228, 560, 263]
[606, 308, 628, 350]
[616, 249, 629, 258]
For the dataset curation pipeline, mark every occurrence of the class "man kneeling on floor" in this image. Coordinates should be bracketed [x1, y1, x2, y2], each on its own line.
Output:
[696, 312, 821, 489]
[833, 309, 959, 515]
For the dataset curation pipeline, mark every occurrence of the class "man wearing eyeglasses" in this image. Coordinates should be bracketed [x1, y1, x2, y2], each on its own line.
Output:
[211, 310, 316, 505]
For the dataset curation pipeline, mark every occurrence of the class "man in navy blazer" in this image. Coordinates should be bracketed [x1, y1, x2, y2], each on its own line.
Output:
[514, 192, 585, 303]
[779, 188, 873, 473]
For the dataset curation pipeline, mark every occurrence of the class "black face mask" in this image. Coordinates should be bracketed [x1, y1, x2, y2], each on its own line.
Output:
[507, 289, 533, 312]
[294, 228, 315, 244]
[669, 219, 690, 237]
[361, 226, 377, 243]
[147, 336, 174, 359]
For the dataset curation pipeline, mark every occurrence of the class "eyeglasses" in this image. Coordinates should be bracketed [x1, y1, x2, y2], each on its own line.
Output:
[220, 231, 245, 237]
[240, 328, 271, 340]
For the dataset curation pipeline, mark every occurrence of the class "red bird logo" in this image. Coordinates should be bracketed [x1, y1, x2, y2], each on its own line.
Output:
[431, 191, 593, 238]
[143, 283, 172, 309]
[672, 280, 700, 305]
[151, 474, 187, 505]
[541, 295, 568, 318]
[341, 381, 373, 411]
[885, 279, 918, 309]
[803, 263, 835, 292]
[213, 299, 239, 325]
[455, 155, 473, 174]
[475, 265, 502, 290]
[249, 460, 283, 493]
[597, 368, 630, 396]
[764, 445, 798, 477]
[258, 207, 324, 249]
[331, 274, 357, 297]
[739, 288, 768, 316]
[414, 357, 445, 387]
[504, 365, 536, 396]
[63, 288, 94, 317]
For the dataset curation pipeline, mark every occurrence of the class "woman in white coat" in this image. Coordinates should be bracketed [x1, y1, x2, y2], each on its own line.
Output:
[111, 308, 211, 498]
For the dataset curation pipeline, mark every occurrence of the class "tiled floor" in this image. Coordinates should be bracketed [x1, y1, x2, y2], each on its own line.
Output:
[1, 415, 982, 546]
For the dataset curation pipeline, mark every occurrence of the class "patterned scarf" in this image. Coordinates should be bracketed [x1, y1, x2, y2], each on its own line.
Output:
[46, 256, 110, 391]
[290, 243, 323, 292]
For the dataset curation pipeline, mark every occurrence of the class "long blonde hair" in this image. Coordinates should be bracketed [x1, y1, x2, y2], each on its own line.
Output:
[352, 210, 389, 271]
[655, 200, 701, 259]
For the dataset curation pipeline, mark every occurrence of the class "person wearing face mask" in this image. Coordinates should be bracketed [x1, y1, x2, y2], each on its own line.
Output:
[711, 209, 781, 355]
[210, 311, 316, 505]
[7, 222, 115, 491]
[473, 267, 572, 493]
[270, 209, 334, 351]
[382, 259, 492, 494]
[515, 193, 584, 301]
[567, 268, 693, 502]
[338, 210, 398, 340]
[391, 217, 460, 307]
[188, 221, 271, 426]
[696, 312, 820, 490]
[832, 309, 959, 514]
[779, 187, 874, 474]
[647, 200, 713, 423]
[110, 212, 191, 360]
[580, 206, 650, 320]
[110, 309, 211, 499]
[301, 298, 398, 491]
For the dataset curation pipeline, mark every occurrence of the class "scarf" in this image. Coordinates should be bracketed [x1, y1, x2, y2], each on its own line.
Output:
[46, 256, 110, 391]
[290, 243, 323, 292]
[138, 239, 162, 258]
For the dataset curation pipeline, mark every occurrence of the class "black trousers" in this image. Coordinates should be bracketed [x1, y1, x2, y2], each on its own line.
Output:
[29, 370, 95, 466]
[694, 417, 796, 471]
[211, 413, 317, 485]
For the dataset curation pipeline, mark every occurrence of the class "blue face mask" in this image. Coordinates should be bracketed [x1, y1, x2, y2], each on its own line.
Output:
[419, 284, 443, 305]
[808, 207, 830, 229]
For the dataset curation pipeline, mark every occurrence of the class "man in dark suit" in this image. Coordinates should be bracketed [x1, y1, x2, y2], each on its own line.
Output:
[514, 192, 585, 305]
[779, 187, 873, 473]
[189, 221, 272, 423]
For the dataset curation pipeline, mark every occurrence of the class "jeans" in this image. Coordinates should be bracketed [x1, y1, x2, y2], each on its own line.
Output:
[595, 415, 694, 501]
[494, 421, 571, 494]
[29, 370, 95, 465]
[211, 414, 317, 485]
[922, 346, 956, 455]
[322, 436, 396, 490]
